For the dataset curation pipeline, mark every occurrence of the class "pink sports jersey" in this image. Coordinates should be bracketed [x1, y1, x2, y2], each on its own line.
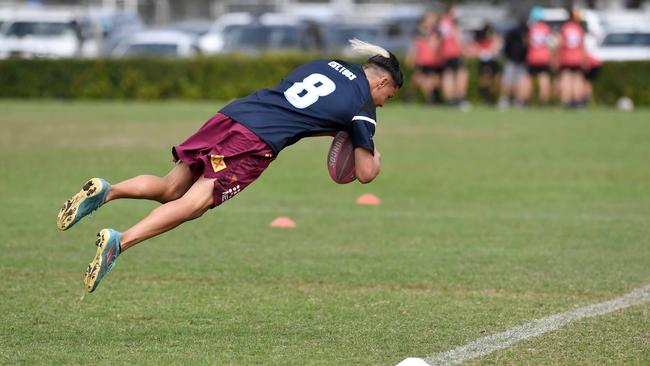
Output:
[414, 35, 442, 66]
[438, 15, 461, 59]
[526, 21, 552, 66]
[559, 21, 585, 67]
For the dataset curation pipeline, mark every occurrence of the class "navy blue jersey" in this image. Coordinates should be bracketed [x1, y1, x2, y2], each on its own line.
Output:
[220, 60, 377, 156]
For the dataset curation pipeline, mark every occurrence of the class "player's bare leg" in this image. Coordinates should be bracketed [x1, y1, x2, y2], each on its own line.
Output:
[442, 70, 456, 103]
[105, 162, 194, 204]
[538, 73, 551, 105]
[571, 73, 585, 107]
[119, 175, 215, 251]
[456, 67, 469, 101]
[559, 70, 572, 106]
[84, 175, 215, 292]
[58, 163, 194, 231]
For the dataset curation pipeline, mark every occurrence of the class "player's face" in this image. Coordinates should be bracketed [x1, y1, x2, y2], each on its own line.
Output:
[371, 77, 398, 107]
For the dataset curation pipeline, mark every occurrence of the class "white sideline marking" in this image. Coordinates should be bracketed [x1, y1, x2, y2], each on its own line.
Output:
[399, 284, 650, 366]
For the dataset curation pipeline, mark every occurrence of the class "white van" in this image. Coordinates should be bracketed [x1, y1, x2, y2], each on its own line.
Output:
[0, 9, 98, 59]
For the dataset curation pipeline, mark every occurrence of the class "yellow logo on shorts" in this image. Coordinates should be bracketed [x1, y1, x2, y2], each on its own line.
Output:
[210, 155, 227, 173]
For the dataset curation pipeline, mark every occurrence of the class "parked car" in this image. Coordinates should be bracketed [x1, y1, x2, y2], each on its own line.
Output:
[322, 23, 384, 55]
[197, 12, 254, 54]
[166, 19, 213, 38]
[221, 23, 299, 53]
[322, 18, 414, 56]
[111, 29, 198, 58]
[87, 8, 144, 56]
[0, 8, 10, 30]
[0, 8, 99, 59]
[599, 11, 650, 34]
[376, 14, 420, 54]
[220, 14, 324, 54]
[594, 29, 650, 61]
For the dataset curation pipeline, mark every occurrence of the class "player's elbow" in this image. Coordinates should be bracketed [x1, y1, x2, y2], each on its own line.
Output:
[354, 147, 380, 184]
[357, 175, 374, 184]
[356, 166, 379, 184]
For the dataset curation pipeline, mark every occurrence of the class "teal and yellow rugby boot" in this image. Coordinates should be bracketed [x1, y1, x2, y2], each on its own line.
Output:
[57, 178, 111, 231]
[84, 229, 122, 293]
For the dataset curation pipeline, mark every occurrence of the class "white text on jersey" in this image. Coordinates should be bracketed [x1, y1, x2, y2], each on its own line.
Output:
[328, 61, 357, 81]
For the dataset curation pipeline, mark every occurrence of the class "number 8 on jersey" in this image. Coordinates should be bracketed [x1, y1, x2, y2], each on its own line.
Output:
[284, 73, 336, 109]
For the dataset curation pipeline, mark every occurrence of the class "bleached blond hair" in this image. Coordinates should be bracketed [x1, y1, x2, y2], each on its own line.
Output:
[348, 38, 390, 58]
[348, 38, 404, 88]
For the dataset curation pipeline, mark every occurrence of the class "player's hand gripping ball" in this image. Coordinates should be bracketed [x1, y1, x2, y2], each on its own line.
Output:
[327, 131, 356, 184]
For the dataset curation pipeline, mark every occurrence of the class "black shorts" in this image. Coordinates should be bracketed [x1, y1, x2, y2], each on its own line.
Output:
[443, 58, 463, 71]
[478, 60, 500, 76]
[583, 66, 601, 81]
[416, 65, 443, 75]
[559, 65, 582, 72]
[528, 65, 550, 76]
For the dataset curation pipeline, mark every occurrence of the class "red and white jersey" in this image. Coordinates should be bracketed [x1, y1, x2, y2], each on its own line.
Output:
[413, 34, 442, 67]
[526, 21, 552, 66]
[559, 21, 585, 67]
[477, 38, 498, 61]
[438, 14, 461, 59]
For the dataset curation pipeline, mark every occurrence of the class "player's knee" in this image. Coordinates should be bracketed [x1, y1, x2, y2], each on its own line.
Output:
[162, 187, 184, 202]
[177, 189, 213, 218]
[186, 197, 212, 219]
[161, 179, 188, 202]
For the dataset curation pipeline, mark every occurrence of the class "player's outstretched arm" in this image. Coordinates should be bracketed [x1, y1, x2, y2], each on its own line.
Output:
[354, 147, 381, 184]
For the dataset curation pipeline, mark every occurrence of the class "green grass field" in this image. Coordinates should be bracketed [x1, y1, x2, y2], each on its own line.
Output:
[1, 100, 649, 365]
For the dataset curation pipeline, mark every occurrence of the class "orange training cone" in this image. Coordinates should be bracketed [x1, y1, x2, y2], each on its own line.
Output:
[270, 216, 296, 228]
[356, 193, 381, 206]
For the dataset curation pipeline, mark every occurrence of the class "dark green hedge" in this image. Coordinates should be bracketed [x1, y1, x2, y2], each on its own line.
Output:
[589, 61, 650, 106]
[0, 55, 312, 100]
[0, 55, 648, 105]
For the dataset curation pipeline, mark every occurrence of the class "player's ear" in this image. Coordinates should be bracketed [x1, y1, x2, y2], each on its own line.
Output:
[378, 76, 389, 88]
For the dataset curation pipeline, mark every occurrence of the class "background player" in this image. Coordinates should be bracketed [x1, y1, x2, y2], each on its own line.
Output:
[524, 6, 554, 106]
[405, 11, 442, 105]
[57, 39, 403, 293]
[438, 4, 469, 107]
[471, 22, 502, 105]
[556, 6, 587, 108]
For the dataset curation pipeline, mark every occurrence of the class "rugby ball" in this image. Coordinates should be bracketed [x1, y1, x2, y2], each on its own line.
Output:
[327, 131, 356, 184]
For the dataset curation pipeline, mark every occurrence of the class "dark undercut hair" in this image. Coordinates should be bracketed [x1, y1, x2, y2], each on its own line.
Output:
[367, 52, 404, 89]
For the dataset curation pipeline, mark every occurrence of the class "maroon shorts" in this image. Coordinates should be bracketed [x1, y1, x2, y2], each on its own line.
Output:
[172, 113, 274, 208]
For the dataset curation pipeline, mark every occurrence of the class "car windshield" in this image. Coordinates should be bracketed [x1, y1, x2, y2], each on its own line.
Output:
[124, 43, 178, 56]
[602, 32, 650, 46]
[6, 21, 74, 37]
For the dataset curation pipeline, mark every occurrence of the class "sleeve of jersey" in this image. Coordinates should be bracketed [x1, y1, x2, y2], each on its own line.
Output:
[349, 96, 377, 153]
[350, 113, 376, 154]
